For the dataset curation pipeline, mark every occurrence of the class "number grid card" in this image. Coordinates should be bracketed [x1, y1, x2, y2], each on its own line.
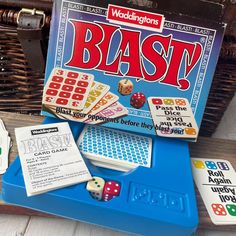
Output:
[43, 68, 94, 110]
[15, 122, 92, 197]
[42, 67, 130, 123]
[77, 125, 152, 172]
[85, 102, 129, 125]
[192, 158, 236, 225]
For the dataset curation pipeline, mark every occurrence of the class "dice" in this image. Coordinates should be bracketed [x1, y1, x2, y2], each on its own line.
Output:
[226, 204, 236, 216]
[185, 128, 197, 136]
[86, 178, 121, 202]
[118, 79, 133, 95]
[152, 98, 163, 105]
[192, 160, 205, 169]
[102, 181, 121, 202]
[163, 99, 174, 105]
[86, 177, 105, 201]
[130, 92, 146, 109]
[175, 99, 186, 106]
[211, 204, 227, 216]
[205, 161, 217, 170]
[217, 162, 230, 171]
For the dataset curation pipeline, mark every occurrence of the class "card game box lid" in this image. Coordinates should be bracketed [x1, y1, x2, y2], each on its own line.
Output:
[41, 0, 226, 139]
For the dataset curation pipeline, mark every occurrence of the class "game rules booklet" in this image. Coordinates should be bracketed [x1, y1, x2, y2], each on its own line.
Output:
[42, 0, 226, 140]
[15, 123, 92, 196]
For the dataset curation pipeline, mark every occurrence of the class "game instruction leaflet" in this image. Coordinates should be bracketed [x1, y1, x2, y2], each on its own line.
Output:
[42, 0, 226, 138]
[15, 123, 92, 196]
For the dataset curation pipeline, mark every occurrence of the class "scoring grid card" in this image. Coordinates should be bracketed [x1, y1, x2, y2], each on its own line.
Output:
[80, 81, 110, 114]
[43, 68, 94, 110]
[86, 102, 128, 124]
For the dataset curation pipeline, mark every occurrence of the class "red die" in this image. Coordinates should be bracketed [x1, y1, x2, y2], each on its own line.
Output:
[102, 181, 120, 202]
[130, 92, 146, 109]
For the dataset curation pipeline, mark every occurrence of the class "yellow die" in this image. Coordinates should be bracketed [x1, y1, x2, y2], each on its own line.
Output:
[193, 160, 205, 169]
[118, 79, 133, 95]
[164, 99, 174, 105]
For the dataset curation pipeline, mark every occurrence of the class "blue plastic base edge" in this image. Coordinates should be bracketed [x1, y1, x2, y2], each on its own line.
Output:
[2, 117, 198, 236]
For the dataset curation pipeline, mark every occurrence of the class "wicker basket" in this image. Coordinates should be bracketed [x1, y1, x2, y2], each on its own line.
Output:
[0, 0, 235, 136]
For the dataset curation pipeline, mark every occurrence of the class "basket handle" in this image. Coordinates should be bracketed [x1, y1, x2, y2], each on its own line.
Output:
[17, 9, 46, 73]
[0, 0, 52, 12]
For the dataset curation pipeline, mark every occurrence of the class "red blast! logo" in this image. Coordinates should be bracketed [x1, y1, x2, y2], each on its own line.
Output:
[66, 20, 202, 91]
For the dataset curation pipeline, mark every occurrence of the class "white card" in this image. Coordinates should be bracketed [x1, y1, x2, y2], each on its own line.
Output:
[45, 92, 119, 123]
[90, 160, 132, 172]
[192, 158, 236, 225]
[148, 97, 198, 139]
[0, 119, 6, 131]
[0, 130, 9, 173]
[15, 122, 92, 197]
[42, 68, 94, 110]
[0, 119, 11, 174]
[85, 102, 128, 124]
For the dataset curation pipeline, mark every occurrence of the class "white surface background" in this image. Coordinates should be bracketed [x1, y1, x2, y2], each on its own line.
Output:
[0, 95, 235, 236]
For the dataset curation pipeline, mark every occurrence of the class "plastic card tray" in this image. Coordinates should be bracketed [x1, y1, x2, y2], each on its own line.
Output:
[2, 117, 198, 236]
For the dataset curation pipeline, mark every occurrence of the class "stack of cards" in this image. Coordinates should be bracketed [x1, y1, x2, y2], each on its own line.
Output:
[0, 119, 11, 174]
[78, 125, 152, 172]
[15, 122, 92, 197]
[192, 158, 236, 225]
[43, 68, 128, 124]
[148, 97, 199, 141]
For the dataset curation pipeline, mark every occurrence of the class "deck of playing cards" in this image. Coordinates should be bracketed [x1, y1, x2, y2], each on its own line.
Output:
[0, 119, 11, 174]
[15, 122, 92, 197]
[78, 125, 152, 172]
[192, 158, 236, 225]
[42, 68, 128, 124]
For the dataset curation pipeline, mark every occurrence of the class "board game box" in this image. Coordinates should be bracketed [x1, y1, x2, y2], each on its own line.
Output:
[41, 0, 226, 139]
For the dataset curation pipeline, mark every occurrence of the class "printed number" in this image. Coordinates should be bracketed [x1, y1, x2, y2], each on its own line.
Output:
[46, 97, 53, 102]
[56, 70, 64, 76]
[114, 107, 123, 112]
[82, 74, 89, 80]
[72, 101, 80, 107]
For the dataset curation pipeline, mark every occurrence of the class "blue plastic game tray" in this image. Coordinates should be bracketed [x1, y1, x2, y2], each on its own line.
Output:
[2, 117, 198, 236]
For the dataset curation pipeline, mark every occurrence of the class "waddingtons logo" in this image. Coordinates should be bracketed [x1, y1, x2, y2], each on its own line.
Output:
[31, 127, 59, 136]
[107, 4, 165, 32]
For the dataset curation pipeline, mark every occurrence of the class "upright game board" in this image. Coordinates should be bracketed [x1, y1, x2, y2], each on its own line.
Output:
[41, 0, 226, 139]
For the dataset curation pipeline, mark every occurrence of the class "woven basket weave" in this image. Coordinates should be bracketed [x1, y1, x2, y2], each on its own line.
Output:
[0, 0, 236, 136]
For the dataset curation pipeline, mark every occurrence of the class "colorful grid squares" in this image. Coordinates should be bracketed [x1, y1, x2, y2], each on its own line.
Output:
[43, 68, 94, 110]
